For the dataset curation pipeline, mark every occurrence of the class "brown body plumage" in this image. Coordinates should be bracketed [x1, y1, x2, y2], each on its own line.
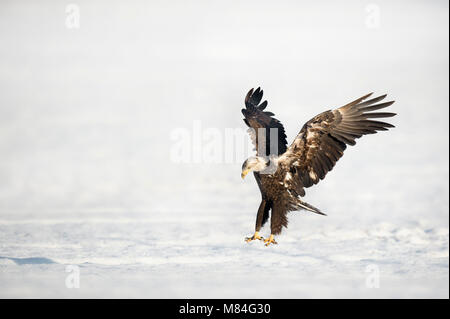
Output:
[241, 88, 396, 245]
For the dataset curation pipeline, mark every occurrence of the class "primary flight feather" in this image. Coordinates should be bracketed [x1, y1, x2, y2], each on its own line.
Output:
[241, 88, 396, 246]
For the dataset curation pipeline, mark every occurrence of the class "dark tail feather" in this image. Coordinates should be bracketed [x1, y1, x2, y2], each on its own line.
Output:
[298, 200, 327, 216]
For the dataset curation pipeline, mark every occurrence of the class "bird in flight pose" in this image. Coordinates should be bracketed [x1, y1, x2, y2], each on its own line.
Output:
[241, 88, 396, 246]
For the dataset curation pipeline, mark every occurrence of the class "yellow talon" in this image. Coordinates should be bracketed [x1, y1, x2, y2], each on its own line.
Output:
[264, 234, 277, 246]
[245, 231, 263, 242]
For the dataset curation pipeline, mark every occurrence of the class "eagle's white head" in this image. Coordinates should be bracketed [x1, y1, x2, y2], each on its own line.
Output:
[241, 156, 270, 179]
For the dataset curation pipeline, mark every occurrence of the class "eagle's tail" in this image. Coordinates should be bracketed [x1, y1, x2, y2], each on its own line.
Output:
[297, 200, 327, 216]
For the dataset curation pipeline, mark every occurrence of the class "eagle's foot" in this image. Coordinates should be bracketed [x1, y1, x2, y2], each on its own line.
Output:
[245, 231, 263, 242]
[264, 234, 277, 246]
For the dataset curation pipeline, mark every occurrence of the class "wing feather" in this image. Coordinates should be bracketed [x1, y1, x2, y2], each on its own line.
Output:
[242, 87, 288, 156]
[278, 93, 396, 195]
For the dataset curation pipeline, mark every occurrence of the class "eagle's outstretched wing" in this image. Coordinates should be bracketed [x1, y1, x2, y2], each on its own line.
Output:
[242, 88, 288, 156]
[278, 93, 396, 196]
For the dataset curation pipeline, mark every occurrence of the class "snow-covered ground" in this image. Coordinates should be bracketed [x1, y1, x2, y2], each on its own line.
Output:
[0, 0, 448, 298]
[0, 211, 448, 298]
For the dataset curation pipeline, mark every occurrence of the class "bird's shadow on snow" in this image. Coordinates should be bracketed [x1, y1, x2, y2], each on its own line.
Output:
[0, 256, 57, 265]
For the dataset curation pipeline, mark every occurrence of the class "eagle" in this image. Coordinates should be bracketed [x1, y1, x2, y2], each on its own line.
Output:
[241, 88, 396, 246]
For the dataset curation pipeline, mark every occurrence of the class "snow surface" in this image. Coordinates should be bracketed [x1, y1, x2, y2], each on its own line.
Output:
[0, 212, 448, 298]
[0, 0, 448, 298]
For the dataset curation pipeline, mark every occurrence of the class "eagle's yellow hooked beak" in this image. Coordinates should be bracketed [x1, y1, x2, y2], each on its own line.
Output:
[241, 169, 250, 179]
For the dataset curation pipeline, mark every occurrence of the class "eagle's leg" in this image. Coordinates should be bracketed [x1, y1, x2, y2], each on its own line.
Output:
[245, 199, 270, 242]
[264, 202, 285, 246]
